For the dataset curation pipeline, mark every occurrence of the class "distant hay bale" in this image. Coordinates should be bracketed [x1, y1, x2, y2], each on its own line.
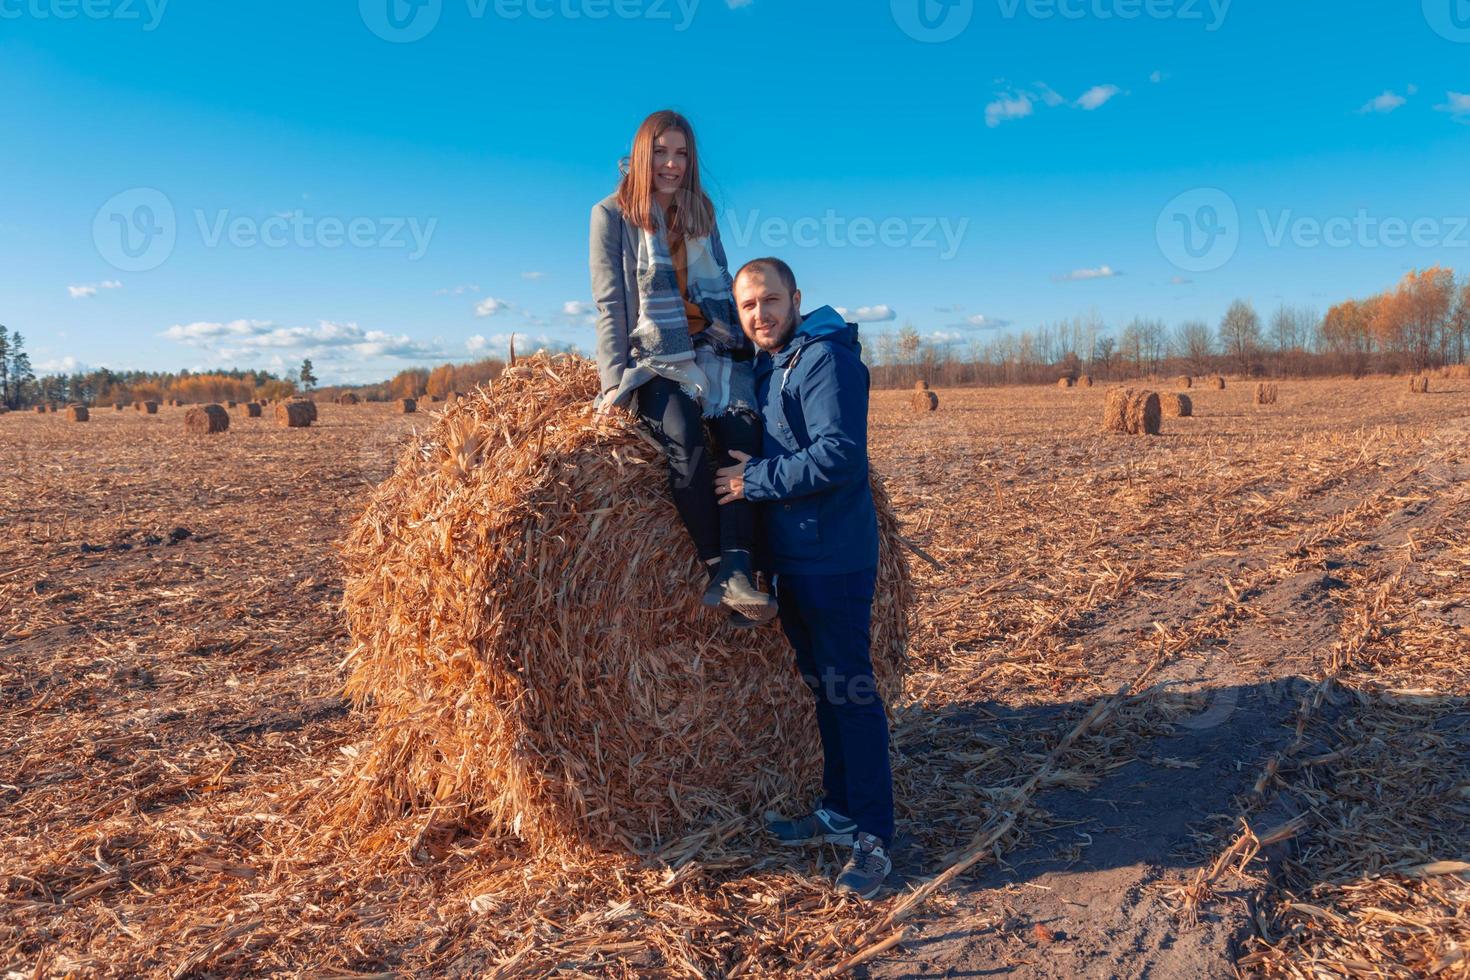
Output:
[226, 400, 237, 408]
[113, 403, 125, 411]
[34, 405, 46, 414]
[66, 405, 89, 422]
[909, 389, 939, 412]
[1178, 376, 1193, 389]
[1104, 387, 1161, 435]
[399, 398, 418, 414]
[245, 402, 263, 418]
[276, 401, 314, 428]
[1058, 377, 1075, 388]
[338, 393, 360, 405]
[1254, 382, 1279, 406]
[138, 401, 159, 415]
[184, 404, 230, 436]
[1161, 392, 1193, 418]
[914, 379, 930, 391]
[1409, 375, 1430, 394]
[1080, 375, 1094, 388]
[289, 399, 319, 423]
[1211, 376, 1226, 390]
[336, 354, 910, 854]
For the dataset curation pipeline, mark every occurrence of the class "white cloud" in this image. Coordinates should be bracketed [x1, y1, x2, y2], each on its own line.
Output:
[1054, 265, 1120, 282]
[36, 355, 88, 373]
[1034, 82, 1065, 108]
[1436, 91, 1470, 118]
[848, 305, 896, 322]
[963, 314, 1012, 330]
[435, 284, 479, 296]
[475, 296, 512, 317]
[1360, 90, 1408, 114]
[67, 280, 122, 299]
[562, 300, 595, 316]
[466, 335, 488, 352]
[521, 271, 547, 280]
[934, 304, 965, 314]
[1076, 85, 1121, 111]
[1170, 275, 1194, 285]
[1150, 70, 1165, 83]
[985, 94, 1034, 128]
[464, 332, 557, 358]
[162, 319, 445, 361]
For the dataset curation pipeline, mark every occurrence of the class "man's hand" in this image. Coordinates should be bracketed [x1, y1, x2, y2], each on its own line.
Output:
[715, 450, 752, 504]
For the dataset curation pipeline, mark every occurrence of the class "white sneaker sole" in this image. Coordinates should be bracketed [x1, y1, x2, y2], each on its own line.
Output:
[774, 831, 856, 847]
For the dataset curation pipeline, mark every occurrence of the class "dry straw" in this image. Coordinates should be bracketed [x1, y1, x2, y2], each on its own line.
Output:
[914, 379, 930, 391]
[65, 405, 89, 422]
[398, 398, 418, 414]
[140, 401, 158, 415]
[1161, 392, 1193, 418]
[1211, 375, 1226, 390]
[1103, 387, 1162, 434]
[184, 404, 230, 436]
[245, 402, 263, 418]
[1058, 377, 1075, 389]
[338, 393, 360, 405]
[337, 354, 912, 854]
[113, 403, 125, 411]
[910, 389, 940, 412]
[1178, 376, 1193, 389]
[275, 402, 314, 428]
[1079, 375, 1094, 388]
[1255, 382, 1279, 405]
[1409, 375, 1430, 394]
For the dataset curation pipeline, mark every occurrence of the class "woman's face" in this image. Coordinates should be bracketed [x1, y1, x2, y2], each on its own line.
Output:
[651, 128, 688, 199]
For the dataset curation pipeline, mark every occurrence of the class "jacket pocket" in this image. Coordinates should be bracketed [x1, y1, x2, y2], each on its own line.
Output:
[775, 499, 822, 562]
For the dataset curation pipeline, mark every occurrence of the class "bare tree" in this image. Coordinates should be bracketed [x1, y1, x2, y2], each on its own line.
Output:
[1173, 320, 1214, 374]
[1219, 299, 1263, 374]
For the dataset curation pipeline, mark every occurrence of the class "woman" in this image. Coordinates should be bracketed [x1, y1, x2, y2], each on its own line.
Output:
[590, 110, 775, 625]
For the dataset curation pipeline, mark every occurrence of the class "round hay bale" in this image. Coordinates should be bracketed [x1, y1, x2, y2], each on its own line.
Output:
[338, 392, 360, 406]
[1254, 382, 1279, 406]
[34, 405, 46, 414]
[276, 401, 314, 428]
[398, 398, 418, 414]
[46, 404, 58, 413]
[1409, 375, 1430, 394]
[184, 404, 230, 436]
[1211, 375, 1226, 390]
[338, 354, 911, 854]
[1058, 377, 1075, 389]
[245, 402, 263, 418]
[139, 401, 159, 415]
[113, 403, 125, 411]
[909, 389, 939, 412]
[913, 379, 930, 391]
[66, 405, 89, 422]
[226, 400, 237, 408]
[1104, 387, 1161, 434]
[1079, 375, 1094, 388]
[287, 399, 318, 423]
[1161, 392, 1193, 418]
[1178, 376, 1193, 389]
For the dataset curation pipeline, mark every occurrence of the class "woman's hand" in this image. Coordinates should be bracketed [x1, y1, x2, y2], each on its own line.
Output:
[715, 450, 751, 504]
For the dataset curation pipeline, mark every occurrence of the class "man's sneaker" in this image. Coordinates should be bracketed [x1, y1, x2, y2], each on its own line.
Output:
[765, 807, 858, 846]
[835, 832, 892, 900]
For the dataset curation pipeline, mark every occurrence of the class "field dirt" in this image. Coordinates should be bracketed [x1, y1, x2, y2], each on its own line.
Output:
[2, 376, 1468, 978]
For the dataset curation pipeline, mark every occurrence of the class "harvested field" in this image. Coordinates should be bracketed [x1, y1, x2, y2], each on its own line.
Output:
[2, 375, 1468, 978]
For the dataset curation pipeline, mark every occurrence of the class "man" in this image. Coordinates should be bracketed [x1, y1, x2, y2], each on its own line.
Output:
[713, 257, 893, 900]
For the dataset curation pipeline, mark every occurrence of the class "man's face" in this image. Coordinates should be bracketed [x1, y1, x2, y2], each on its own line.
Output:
[734, 270, 802, 352]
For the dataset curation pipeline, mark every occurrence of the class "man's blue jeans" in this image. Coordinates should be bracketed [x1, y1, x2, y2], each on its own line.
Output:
[775, 567, 894, 846]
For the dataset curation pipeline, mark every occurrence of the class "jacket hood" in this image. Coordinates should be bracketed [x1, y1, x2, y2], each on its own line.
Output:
[771, 306, 859, 364]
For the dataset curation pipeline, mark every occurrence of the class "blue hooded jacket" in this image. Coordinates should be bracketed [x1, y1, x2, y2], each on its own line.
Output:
[741, 306, 879, 576]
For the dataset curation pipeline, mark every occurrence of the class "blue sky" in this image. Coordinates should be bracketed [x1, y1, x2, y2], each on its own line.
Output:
[3, 0, 1468, 382]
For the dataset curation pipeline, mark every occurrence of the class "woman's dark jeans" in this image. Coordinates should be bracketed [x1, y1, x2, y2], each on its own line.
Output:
[634, 376, 758, 563]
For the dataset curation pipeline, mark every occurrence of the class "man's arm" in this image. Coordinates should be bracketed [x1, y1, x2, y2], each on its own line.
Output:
[741, 346, 867, 503]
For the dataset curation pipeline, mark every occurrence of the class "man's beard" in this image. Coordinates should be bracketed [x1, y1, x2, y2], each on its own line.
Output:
[756, 309, 800, 352]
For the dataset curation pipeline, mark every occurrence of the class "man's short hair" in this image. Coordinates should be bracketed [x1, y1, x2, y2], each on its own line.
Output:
[735, 257, 798, 295]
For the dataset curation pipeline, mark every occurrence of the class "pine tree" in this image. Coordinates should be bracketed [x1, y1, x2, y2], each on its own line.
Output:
[0, 325, 10, 408]
[299, 358, 317, 392]
[10, 332, 34, 408]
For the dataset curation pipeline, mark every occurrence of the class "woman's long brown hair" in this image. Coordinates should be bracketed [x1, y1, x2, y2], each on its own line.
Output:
[616, 110, 715, 238]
